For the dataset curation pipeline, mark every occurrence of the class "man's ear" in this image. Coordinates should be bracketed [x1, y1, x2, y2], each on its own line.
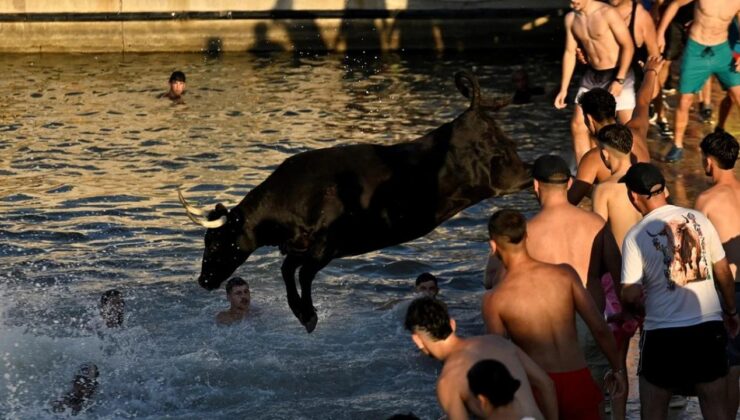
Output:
[477, 394, 493, 414]
[411, 333, 424, 350]
[533, 179, 540, 197]
[567, 177, 574, 189]
[488, 239, 497, 255]
[450, 318, 457, 333]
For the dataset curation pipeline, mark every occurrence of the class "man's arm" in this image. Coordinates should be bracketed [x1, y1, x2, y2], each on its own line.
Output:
[555, 13, 578, 109]
[657, 0, 695, 52]
[481, 292, 506, 335]
[568, 151, 603, 205]
[628, 56, 665, 138]
[605, 7, 635, 96]
[514, 347, 559, 420]
[436, 376, 469, 420]
[620, 233, 645, 316]
[570, 267, 627, 399]
[714, 258, 740, 337]
[638, 5, 661, 58]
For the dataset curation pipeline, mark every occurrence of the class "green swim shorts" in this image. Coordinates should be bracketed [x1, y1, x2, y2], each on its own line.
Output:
[679, 38, 740, 94]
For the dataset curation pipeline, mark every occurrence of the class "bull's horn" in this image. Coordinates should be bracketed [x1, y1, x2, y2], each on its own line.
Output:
[454, 70, 481, 109]
[177, 188, 207, 216]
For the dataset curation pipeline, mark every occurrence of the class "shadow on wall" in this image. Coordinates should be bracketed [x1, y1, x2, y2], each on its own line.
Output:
[205, 37, 223, 57]
[271, 0, 328, 55]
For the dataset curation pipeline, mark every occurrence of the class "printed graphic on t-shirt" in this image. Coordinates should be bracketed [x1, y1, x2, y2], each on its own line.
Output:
[647, 212, 709, 289]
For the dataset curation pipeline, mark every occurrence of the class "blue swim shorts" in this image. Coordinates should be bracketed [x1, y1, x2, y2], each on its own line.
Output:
[679, 38, 740, 94]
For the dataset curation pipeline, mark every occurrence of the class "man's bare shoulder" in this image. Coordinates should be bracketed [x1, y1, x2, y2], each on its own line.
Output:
[216, 311, 239, 326]
[696, 183, 739, 212]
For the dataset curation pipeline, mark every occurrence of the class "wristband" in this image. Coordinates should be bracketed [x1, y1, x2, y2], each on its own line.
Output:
[726, 309, 738, 317]
[614, 78, 626, 85]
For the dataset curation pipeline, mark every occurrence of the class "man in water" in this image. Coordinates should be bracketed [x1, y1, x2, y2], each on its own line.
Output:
[99, 289, 124, 328]
[216, 277, 251, 326]
[404, 297, 558, 420]
[160, 71, 186, 103]
[555, 0, 635, 163]
[620, 163, 737, 417]
[694, 131, 740, 417]
[414, 272, 439, 298]
[567, 56, 664, 205]
[483, 209, 625, 420]
[51, 363, 99, 415]
[656, 0, 740, 162]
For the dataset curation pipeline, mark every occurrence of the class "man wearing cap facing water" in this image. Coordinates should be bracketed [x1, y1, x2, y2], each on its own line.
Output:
[216, 277, 251, 326]
[620, 162, 738, 418]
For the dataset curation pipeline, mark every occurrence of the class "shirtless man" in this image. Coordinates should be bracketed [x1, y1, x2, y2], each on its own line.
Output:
[610, 0, 660, 79]
[590, 124, 643, 420]
[404, 297, 558, 420]
[52, 363, 99, 415]
[482, 209, 626, 420]
[694, 131, 740, 417]
[567, 56, 664, 205]
[216, 277, 251, 326]
[555, 0, 635, 163]
[657, 0, 740, 162]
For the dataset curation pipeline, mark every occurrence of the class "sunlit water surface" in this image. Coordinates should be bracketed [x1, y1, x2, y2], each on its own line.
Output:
[0, 52, 729, 419]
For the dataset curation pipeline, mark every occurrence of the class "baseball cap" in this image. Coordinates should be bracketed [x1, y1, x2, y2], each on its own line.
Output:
[532, 155, 571, 183]
[618, 163, 665, 196]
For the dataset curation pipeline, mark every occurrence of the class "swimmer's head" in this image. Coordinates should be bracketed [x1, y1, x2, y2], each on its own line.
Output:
[225, 277, 250, 310]
[168, 71, 186, 97]
[76, 363, 99, 381]
[100, 289, 124, 328]
[468, 359, 521, 413]
[169, 71, 186, 84]
[578, 88, 616, 134]
[405, 297, 452, 344]
[414, 272, 439, 298]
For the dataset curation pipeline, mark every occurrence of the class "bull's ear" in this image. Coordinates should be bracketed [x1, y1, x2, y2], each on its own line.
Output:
[208, 203, 229, 221]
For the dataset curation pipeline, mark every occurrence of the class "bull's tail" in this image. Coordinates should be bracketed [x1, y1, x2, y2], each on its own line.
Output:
[454, 71, 480, 109]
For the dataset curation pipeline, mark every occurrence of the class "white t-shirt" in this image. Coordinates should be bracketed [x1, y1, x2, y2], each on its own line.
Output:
[622, 205, 726, 330]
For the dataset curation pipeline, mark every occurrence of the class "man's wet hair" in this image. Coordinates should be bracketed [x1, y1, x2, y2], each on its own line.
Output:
[225, 277, 248, 295]
[415, 272, 438, 287]
[700, 131, 739, 170]
[597, 124, 633, 154]
[488, 209, 526, 244]
[404, 296, 452, 340]
[100, 289, 122, 306]
[467, 359, 521, 407]
[578, 88, 616, 123]
[169, 71, 186, 83]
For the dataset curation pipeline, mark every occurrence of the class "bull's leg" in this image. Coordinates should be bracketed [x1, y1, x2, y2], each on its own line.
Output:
[280, 255, 303, 321]
[297, 260, 329, 333]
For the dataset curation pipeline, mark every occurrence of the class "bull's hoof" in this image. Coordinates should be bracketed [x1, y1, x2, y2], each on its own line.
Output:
[302, 313, 318, 333]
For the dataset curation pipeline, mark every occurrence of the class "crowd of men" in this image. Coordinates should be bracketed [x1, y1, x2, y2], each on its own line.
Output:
[402, 0, 740, 419]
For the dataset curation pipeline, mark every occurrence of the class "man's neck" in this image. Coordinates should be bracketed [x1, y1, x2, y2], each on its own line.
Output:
[594, 118, 618, 133]
[436, 334, 467, 361]
[489, 401, 525, 420]
[610, 155, 632, 175]
[539, 190, 571, 208]
[712, 168, 739, 186]
[499, 247, 532, 271]
[581, 1, 602, 16]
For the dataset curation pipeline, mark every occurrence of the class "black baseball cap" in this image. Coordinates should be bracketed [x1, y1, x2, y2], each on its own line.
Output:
[618, 163, 665, 196]
[532, 154, 571, 183]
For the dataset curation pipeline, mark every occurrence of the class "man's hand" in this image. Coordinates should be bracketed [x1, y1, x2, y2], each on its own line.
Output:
[554, 90, 568, 109]
[608, 80, 624, 98]
[576, 47, 589, 65]
[604, 368, 627, 400]
[657, 33, 666, 54]
[725, 312, 740, 338]
[643, 55, 665, 74]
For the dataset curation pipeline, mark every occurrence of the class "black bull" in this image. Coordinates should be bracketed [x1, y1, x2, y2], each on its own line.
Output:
[179, 71, 532, 332]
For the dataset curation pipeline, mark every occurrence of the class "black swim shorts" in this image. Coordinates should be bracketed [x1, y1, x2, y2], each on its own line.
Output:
[638, 321, 728, 395]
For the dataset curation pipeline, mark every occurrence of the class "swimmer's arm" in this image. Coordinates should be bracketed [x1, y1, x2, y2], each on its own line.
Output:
[436, 376, 469, 420]
[481, 292, 506, 336]
[515, 347, 559, 420]
[606, 8, 634, 80]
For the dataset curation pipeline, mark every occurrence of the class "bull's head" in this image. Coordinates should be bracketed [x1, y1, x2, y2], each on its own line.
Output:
[178, 189, 254, 290]
[454, 71, 532, 195]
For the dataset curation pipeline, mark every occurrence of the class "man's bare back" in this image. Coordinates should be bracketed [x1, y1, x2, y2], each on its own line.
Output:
[483, 260, 592, 372]
[438, 335, 547, 419]
[696, 180, 740, 277]
[569, 2, 626, 70]
[527, 203, 613, 311]
[593, 175, 642, 250]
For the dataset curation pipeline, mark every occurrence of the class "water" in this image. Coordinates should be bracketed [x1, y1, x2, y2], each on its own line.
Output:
[0, 52, 730, 419]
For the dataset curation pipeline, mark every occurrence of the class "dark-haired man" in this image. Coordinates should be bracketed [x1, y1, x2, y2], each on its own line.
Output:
[160, 71, 186, 103]
[404, 297, 558, 420]
[52, 363, 99, 415]
[620, 163, 737, 417]
[694, 131, 740, 417]
[216, 277, 251, 325]
[568, 56, 664, 205]
[483, 209, 625, 420]
[414, 272, 439, 298]
[467, 359, 530, 420]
